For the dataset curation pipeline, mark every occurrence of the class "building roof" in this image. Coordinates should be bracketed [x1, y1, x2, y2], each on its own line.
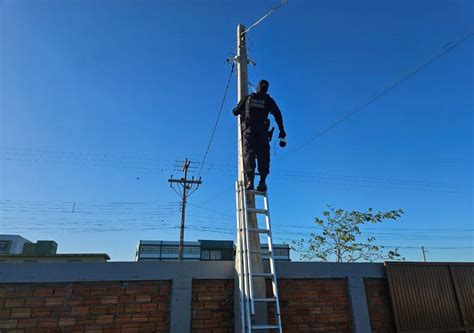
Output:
[0, 234, 32, 243]
[0, 253, 110, 261]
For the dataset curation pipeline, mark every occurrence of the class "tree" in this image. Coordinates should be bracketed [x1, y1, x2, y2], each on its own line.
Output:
[291, 205, 404, 262]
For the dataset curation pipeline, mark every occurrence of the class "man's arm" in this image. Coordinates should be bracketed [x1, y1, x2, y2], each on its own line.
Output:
[232, 97, 247, 116]
[269, 97, 286, 137]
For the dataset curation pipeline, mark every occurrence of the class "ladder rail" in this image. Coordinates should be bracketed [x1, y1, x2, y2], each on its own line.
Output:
[263, 193, 283, 331]
[235, 182, 246, 333]
[241, 185, 256, 316]
[239, 182, 252, 332]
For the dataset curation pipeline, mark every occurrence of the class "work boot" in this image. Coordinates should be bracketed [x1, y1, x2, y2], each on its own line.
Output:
[245, 173, 254, 190]
[256, 175, 267, 192]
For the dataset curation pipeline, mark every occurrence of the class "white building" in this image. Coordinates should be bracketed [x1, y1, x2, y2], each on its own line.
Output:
[0, 235, 32, 254]
[135, 239, 291, 262]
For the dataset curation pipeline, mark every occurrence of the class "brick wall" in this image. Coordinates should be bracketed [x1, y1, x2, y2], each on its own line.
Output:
[364, 278, 396, 333]
[0, 280, 171, 333]
[268, 278, 353, 332]
[0, 277, 396, 332]
[190, 278, 355, 332]
[191, 279, 234, 333]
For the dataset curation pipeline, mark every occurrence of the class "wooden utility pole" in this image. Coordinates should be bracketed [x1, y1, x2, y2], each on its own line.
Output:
[168, 158, 202, 261]
[235, 23, 267, 329]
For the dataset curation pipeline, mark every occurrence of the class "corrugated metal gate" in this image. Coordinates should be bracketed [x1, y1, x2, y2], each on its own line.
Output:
[385, 262, 473, 333]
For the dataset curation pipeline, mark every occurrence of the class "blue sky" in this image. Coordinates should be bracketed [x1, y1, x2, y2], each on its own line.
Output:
[1, 0, 472, 261]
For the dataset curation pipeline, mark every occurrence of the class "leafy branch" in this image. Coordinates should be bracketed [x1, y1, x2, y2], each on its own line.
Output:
[291, 205, 405, 262]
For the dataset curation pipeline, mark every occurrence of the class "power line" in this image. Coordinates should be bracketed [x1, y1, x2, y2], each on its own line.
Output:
[272, 169, 472, 190]
[271, 223, 474, 233]
[379, 246, 474, 250]
[0, 151, 174, 168]
[242, 0, 288, 35]
[282, 31, 474, 158]
[1, 146, 172, 163]
[271, 175, 473, 195]
[3, 147, 471, 192]
[1, 146, 235, 168]
[4, 208, 471, 238]
[197, 62, 235, 177]
[187, 202, 235, 219]
[198, 185, 235, 206]
[0, 156, 174, 173]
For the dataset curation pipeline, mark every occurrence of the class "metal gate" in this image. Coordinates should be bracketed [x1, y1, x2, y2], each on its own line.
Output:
[385, 262, 474, 333]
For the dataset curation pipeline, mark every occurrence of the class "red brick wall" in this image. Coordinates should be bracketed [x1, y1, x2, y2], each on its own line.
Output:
[0, 280, 171, 333]
[191, 278, 353, 332]
[191, 279, 234, 333]
[0, 277, 395, 332]
[268, 279, 352, 332]
[364, 278, 396, 333]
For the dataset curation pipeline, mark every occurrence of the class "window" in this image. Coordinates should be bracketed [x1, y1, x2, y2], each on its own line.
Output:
[161, 246, 178, 255]
[201, 250, 221, 260]
[184, 246, 200, 255]
[141, 246, 161, 255]
[0, 241, 11, 254]
[210, 250, 222, 260]
[274, 248, 289, 257]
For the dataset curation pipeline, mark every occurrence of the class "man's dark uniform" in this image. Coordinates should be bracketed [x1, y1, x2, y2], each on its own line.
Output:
[233, 80, 286, 191]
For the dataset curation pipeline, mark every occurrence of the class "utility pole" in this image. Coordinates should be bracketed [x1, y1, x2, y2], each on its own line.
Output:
[235, 24, 267, 329]
[236, 25, 248, 169]
[421, 246, 427, 262]
[168, 158, 202, 261]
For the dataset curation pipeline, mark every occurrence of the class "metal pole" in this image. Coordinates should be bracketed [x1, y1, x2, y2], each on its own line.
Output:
[178, 159, 190, 261]
[422, 246, 427, 262]
[235, 25, 248, 332]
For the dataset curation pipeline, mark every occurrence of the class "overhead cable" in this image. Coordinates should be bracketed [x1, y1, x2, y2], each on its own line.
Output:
[197, 62, 235, 177]
[282, 31, 474, 158]
[242, 0, 288, 35]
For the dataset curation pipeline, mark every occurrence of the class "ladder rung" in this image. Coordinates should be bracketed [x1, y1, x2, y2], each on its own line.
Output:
[251, 325, 280, 330]
[246, 189, 266, 196]
[252, 272, 273, 278]
[247, 208, 268, 215]
[253, 297, 276, 302]
[248, 228, 269, 234]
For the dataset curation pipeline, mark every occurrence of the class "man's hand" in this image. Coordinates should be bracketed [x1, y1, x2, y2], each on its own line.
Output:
[232, 107, 241, 116]
[278, 129, 286, 139]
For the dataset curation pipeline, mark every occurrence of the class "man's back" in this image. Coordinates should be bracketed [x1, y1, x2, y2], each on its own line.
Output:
[232, 79, 286, 191]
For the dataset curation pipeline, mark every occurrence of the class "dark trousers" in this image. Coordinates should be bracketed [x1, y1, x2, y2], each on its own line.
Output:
[242, 126, 270, 179]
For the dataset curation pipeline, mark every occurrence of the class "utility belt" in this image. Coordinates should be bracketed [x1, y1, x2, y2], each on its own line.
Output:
[243, 119, 274, 140]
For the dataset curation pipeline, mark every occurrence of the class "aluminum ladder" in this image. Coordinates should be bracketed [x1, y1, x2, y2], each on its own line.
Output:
[236, 181, 283, 332]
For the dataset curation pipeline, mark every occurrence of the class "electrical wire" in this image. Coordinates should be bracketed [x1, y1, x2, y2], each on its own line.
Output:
[4, 147, 471, 192]
[282, 31, 474, 158]
[197, 62, 235, 178]
[242, 0, 288, 35]
[187, 202, 235, 219]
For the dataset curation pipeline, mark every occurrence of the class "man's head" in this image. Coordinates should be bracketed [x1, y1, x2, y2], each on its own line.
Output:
[256, 79, 269, 94]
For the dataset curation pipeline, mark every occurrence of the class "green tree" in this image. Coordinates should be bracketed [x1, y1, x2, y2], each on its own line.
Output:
[292, 205, 405, 262]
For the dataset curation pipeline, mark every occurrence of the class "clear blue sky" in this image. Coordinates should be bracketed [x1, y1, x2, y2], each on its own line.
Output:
[1, 0, 473, 262]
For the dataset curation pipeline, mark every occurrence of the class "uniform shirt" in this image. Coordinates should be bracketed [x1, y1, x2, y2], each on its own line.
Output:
[232, 92, 284, 132]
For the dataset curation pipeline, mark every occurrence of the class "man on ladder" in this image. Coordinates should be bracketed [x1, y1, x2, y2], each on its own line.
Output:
[232, 79, 287, 192]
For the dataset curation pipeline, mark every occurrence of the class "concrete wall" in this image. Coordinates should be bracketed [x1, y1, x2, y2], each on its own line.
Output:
[0, 261, 392, 333]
